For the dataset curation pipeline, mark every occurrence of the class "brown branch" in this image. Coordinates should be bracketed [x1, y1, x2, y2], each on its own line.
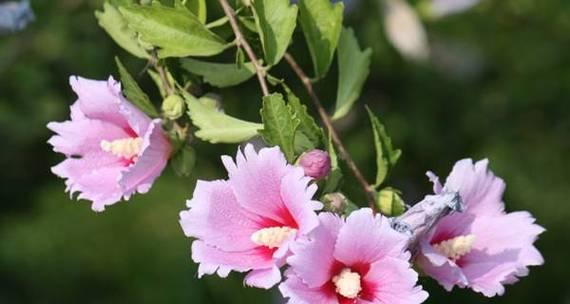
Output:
[217, 0, 270, 97]
[284, 53, 377, 210]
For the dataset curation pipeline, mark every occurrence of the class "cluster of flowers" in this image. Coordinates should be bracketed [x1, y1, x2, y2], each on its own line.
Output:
[48, 77, 543, 303]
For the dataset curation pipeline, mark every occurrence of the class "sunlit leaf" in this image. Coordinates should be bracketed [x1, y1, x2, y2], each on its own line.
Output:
[185, 94, 262, 143]
[298, 0, 344, 78]
[180, 58, 256, 88]
[115, 57, 159, 117]
[183, 0, 207, 24]
[287, 90, 323, 148]
[119, 4, 227, 58]
[252, 0, 298, 65]
[321, 131, 342, 193]
[333, 28, 372, 120]
[259, 93, 300, 161]
[95, 2, 150, 59]
[366, 106, 402, 187]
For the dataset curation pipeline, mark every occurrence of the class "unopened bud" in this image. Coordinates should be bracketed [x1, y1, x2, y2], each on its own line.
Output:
[322, 193, 349, 214]
[376, 188, 406, 216]
[297, 149, 331, 179]
[162, 95, 185, 120]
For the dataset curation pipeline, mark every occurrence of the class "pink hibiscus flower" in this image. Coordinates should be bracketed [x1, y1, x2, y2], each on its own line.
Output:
[280, 208, 429, 304]
[179, 145, 322, 289]
[416, 159, 545, 296]
[47, 76, 171, 212]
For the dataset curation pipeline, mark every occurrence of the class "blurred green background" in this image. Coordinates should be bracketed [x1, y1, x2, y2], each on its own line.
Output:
[0, 0, 568, 303]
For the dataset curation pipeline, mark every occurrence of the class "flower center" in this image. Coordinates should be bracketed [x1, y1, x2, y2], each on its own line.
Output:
[250, 226, 297, 249]
[433, 234, 476, 261]
[100, 137, 143, 160]
[332, 268, 362, 299]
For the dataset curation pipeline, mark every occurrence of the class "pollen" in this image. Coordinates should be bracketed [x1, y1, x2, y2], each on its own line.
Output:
[250, 226, 297, 249]
[100, 137, 143, 159]
[332, 268, 362, 299]
[433, 234, 476, 261]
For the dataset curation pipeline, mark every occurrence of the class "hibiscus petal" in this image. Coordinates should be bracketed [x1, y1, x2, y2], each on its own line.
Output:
[365, 257, 428, 304]
[244, 266, 282, 289]
[279, 273, 338, 304]
[52, 158, 124, 212]
[459, 212, 545, 296]
[119, 120, 170, 197]
[426, 171, 443, 193]
[47, 118, 129, 157]
[280, 167, 322, 234]
[228, 145, 297, 224]
[470, 211, 545, 257]
[415, 240, 468, 291]
[191, 240, 275, 278]
[288, 213, 344, 288]
[460, 249, 521, 297]
[180, 180, 262, 252]
[118, 95, 152, 136]
[444, 159, 506, 215]
[429, 212, 476, 244]
[69, 76, 129, 129]
[334, 209, 409, 266]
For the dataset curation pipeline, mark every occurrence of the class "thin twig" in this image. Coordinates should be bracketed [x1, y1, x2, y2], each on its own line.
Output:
[217, 0, 270, 96]
[284, 53, 377, 210]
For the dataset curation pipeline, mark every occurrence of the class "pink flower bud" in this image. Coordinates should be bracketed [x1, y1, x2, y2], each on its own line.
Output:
[297, 149, 331, 179]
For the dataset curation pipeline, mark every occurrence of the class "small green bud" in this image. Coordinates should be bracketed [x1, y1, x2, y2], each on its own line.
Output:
[162, 95, 185, 120]
[377, 188, 406, 216]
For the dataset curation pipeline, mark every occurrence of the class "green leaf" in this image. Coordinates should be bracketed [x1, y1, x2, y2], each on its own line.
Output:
[95, 2, 150, 59]
[170, 145, 196, 177]
[343, 201, 360, 215]
[294, 133, 314, 155]
[333, 28, 372, 120]
[298, 0, 344, 78]
[238, 16, 259, 33]
[148, 66, 176, 98]
[180, 58, 256, 88]
[322, 168, 343, 193]
[366, 106, 402, 187]
[147, 69, 168, 98]
[252, 0, 298, 65]
[115, 57, 159, 117]
[376, 188, 406, 216]
[286, 90, 323, 148]
[206, 16, 229, 29]
[259, 93, 300, 162]
[183, 0, 206, 24]
[267, 73, 284, 86]
[185, 95, 263, 143]
[119, 4, 227, 58]
[326, 131, 338, 169]
[235, 47, 246, 69]
[321, 131, 342, 193]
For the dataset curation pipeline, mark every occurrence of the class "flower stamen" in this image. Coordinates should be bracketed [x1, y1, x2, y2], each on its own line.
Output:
[250, 226, 297, 249]
[332, 268, 362, 299]
[100, 137, 143, 160]
[433, 234, 476, 261]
